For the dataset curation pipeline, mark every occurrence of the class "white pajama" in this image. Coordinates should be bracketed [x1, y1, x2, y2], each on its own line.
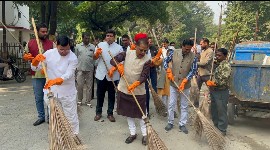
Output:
[31, 48, 79, 134]
[168, 86, 190, 126]
[44, 93, 79, 134]
[127, 117, 147, 136]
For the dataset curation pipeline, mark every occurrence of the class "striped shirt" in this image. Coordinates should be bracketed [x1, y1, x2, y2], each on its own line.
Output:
[163, 50, 198, 80]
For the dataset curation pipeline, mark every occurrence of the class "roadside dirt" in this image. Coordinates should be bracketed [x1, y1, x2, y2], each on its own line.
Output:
[0, 76, 270, 150]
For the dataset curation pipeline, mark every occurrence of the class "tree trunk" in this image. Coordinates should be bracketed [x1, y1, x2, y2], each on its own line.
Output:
[46, 1, 52, 28]
[49, 1, 58, 41]
[2, 1, 7, 59]
[41, 1, 46, 24]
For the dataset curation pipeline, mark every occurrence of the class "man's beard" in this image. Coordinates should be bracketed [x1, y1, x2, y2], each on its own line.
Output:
[39, 36, 46, 40]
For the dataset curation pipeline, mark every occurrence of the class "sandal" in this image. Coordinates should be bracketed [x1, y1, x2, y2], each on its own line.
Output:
[125, 134, 137, 144]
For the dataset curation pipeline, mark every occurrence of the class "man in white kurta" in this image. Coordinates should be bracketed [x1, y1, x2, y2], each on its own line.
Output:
[31, 37, 79, 135]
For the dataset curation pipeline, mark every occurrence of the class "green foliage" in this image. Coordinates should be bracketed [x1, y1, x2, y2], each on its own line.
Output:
[76, 1, 169, 34]
[222, 1, 270, 46]
[150, 1, 215, 46]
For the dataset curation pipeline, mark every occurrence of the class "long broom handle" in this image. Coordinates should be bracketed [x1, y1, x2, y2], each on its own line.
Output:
[172, 81, 196, 110]
[96, 45, 117, 91]
[152, 28, 165, 59]
[0, 20, 26, 52]
[210, 38, 218, 81]
[108, 51, 146, 117]
[31, 18, 49, 83]
[194, 28, 197, 49]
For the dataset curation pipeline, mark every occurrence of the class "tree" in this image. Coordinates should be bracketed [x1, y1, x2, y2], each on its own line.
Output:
[222, 1, 270, 46]
[14, 1, 77, 40]
[76, 1, 169, 35]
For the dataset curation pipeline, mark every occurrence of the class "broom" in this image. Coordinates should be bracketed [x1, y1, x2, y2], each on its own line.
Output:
[108, 51, 168, 150]
[147, 79, 167, 117]
[172, 81, 226, 150]
[32, 18, 84, 150]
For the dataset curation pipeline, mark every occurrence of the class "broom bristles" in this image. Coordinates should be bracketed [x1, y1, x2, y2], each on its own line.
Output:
[144, 119, 168, 150]
[147, 80, 167, 117]
[194, 109, 226, 150]
[48, 93, 84, 150]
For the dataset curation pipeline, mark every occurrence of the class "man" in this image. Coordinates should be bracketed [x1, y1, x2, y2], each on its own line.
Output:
[206, 48, 231, 136]
[92, 37, 100, 99]
[23, 23, 56, 126]
[144, 37, 161, 118]
[108, 33, 152, 145]
[157, 38, 178, 118]
[170, 41, 176, 48]
[164, 39, 198, 134]
[121, 34, 130, 52]
[194, 38, 214, 108]
[30, 35, 79, 135]
[93, 29, 123, 122]
[75, 32, 96, 107]
[0, 56, 9, 78]
[210, 42, 218, 51]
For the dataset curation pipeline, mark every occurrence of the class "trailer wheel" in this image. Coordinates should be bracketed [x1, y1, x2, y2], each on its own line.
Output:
[228, 103, 236, 125]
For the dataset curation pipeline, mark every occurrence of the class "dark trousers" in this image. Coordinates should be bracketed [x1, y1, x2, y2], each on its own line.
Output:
[194, 75, 210, 107]
[91, 67, 95, 99]
[210, 88, 229, 133]
[145, 68, 157, 114]
[96, 77, 118, 115]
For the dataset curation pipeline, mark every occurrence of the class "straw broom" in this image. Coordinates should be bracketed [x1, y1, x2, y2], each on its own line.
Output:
[147, 79, 167, 117]
[172, 82, 225, 149]
[31, 18, 84, 150]
[108, 51, 168, 150]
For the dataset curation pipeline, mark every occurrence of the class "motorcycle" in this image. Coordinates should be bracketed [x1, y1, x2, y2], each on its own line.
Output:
[0, 57, 27, 83]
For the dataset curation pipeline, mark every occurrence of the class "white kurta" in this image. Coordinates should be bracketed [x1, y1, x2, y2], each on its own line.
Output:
[31, 48, 79, 134]
[31, 48, 78, 97]
[94, 42, 123, 81]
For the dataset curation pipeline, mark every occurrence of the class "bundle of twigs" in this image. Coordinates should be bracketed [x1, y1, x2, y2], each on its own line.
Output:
[172, 81, 226, 150]
[31, 18, 84, 150]
[108, 51, 168, 150]
[147, 79, 167, 117]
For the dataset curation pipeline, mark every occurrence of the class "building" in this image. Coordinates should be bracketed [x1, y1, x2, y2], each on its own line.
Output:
[0, 1, 33, 70]
[0, 1, 33, 45]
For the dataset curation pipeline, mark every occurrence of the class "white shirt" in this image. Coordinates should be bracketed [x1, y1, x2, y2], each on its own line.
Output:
[95, 42, 123, 81]
[31, 48, 78, 97]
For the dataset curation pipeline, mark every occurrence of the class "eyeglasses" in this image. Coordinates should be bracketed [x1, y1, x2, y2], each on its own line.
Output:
[139, 49, 148, 53]
[106, 34, 114, 37]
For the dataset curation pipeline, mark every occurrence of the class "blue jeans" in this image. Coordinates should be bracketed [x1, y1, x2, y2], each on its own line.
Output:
[145, 67, 157, 114]
[32, 78, 46, 120]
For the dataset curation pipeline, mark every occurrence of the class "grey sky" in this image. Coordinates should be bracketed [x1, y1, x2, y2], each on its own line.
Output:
[205, 1, 227, 25]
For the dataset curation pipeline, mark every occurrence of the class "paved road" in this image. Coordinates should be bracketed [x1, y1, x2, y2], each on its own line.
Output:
[0, 76, 270, 150]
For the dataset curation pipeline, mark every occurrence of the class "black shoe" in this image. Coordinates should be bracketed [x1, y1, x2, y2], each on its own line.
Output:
[165, 123, 173, 131]
[33, 119, 45, 126]
[142, 136, 147, 145]
[179, 125, 188, 134]
[125, 134, 137, 144]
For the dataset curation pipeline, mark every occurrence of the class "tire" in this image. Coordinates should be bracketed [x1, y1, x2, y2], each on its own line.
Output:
[228, 103, 236, 125]
[15, 71, 26, 83]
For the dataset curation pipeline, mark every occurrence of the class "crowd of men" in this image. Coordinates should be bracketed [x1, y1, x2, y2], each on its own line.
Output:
[22, 23, 231, 146]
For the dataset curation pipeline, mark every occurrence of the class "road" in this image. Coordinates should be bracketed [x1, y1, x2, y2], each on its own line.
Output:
[0, 76, 270, 150]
